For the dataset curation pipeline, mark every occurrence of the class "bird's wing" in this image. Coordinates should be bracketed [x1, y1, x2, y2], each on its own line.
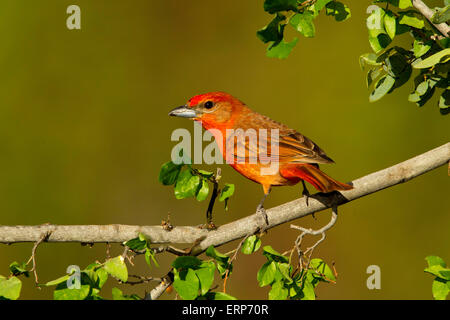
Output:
[229, 112, 334, 165]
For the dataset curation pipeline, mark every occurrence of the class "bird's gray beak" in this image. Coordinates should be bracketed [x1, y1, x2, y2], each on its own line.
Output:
[168, 105, 197, 118]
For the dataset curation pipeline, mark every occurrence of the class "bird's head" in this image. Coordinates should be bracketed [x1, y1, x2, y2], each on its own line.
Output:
[169, 92, 243, 128]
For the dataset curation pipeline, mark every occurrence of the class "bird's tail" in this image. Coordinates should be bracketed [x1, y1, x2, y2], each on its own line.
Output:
[280, 164, 353, 193]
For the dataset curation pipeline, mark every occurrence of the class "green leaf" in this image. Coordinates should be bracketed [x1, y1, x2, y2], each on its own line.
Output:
[263, 0, 298, 14]
[9, 262, 29, 277]
[310, 258, 336, 282]
[431, 5, 450, 24]
[219, 183, 235, 210]
[311, 0, 333, 13]
[257, 13, 286, 44]
[196, 179, 210, 201]
[399, 12, 424, 29]
[173, 268, 200, 300]
[88, 288, 104, 300]
[197, 169, 214, 178]
[103, 256, 128, 282]
[205, 246, 229, 265]
[0, 276, 21, 300]
[366, 68, 382, 88]
[426, 256, 447, 268]
[439, 90, 450, 115]
[397, 0, 412, 9]
[54, 283, 90, 300]
[269, 280, 289, 300]
[145, 248, 159, 268]
[413, 40, 431, 58]
[359, 53, 382, 70]
[277, 262, 293, 283]
[217, 263, 233, 278]
[379, 0, 412, 9]
[325, 1, 351, 21]
[384, 10, 396, 39]
[257, 261, 277, 287]
[158, 161, 183, 186]
[412, 49, 450, 69]
[385, 52, 409, 77]
[111, 287, 140, 300]
[369, 74, 396, 102]
[290, 12, 315, 38]
[172, 256, 202, 270]
[262, 246, 289, 263]
[425, 265, 450, 280]
[206, 246, 232, 277]
[174, 169, 201, 199]
[124, 236, 147, 251]
[45, 274, 70, 286]
[241, 235, 262, 255]
[266, 38, 298, 59]
[195, 262, 216, 295]
[369, 34, 391, 53]
[95, 268, 108, 289]
[219, 183, 235, 200]
[300, 279, 316, 300]
[432, 278, 450, 300]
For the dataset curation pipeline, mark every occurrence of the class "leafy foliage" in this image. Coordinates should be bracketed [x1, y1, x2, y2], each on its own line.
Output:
[256, 246, 336, 300]
[0, 276, 22, 300]
[257, 1, 449, 114]
[171, 247, 237, 300]
[159, 160, 235, 211]
[125, 233, 159, 268]
[424, 255, 450, 300]
[257, 0, 351, 59]
[361, 1, 449, 114]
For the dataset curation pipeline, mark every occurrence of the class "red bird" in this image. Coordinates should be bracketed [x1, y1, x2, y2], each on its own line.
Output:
[169, 92, 352, 224]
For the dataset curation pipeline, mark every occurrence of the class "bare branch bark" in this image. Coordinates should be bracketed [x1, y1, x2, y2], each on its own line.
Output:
[0, 143, 449, 256]
[412, 0, 450, 38]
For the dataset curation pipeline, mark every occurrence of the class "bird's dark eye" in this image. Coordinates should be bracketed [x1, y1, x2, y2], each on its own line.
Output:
[204, 101, 214, 109]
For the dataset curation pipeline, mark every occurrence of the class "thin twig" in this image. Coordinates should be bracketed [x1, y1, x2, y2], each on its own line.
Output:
[291, 206, 338, 274]
[412, 0, 450, 38]
[26, 231, 52, 285]
[122, 275, 163, 285]
[222, 232, 256, 293]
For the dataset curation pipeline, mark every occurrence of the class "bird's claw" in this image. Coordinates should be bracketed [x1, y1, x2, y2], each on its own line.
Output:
[256, 206, 269, 234]
[198, 221, 218, 230]
[302, 182, 310, 206]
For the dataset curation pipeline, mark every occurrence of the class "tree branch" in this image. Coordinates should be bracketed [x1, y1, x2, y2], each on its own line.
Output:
[412, 0, 450, 38]
[0, 143, 449, 256]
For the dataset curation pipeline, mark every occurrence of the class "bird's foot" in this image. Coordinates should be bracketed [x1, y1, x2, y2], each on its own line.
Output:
[256, 205, 269, 234]
[302, 183, 310, 206]
[197, 221, 218, 230]
[161, 214, 174, 231]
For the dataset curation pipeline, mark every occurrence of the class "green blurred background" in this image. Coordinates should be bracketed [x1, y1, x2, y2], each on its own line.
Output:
[0, 0, 448, 300]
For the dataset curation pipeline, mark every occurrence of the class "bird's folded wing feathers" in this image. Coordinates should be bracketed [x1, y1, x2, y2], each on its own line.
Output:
[229, 113, 334, 164]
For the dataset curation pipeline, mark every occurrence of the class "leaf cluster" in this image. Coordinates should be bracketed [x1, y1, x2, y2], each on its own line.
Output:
[361, 1, 449, 113]
[159, 161, 235, 210]
[257, 0, 351, 59]
[256, 245, 335, 300]
[424, 255, 450, 300]
[171, 246, 237, 300]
